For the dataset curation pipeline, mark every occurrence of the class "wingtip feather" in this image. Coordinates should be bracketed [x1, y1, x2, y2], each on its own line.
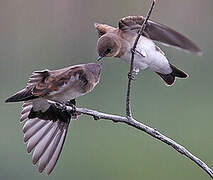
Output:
[5, 98, 10, 103]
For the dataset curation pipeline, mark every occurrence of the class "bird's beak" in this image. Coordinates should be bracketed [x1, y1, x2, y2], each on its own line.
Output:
[97, 55, 103, 61]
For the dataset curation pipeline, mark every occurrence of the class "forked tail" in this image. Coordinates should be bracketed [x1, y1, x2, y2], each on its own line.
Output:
[156, 64, 188, 86]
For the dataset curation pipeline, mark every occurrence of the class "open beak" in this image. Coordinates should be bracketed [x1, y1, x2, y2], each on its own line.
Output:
[97, 55, 103, 61]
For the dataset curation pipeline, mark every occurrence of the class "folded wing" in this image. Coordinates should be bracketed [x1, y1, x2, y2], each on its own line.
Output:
[5, 70, 50, 103]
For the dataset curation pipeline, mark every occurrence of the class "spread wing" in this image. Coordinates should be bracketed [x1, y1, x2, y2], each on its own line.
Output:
[12, 67, 84, 174]
[21, 101, 70, 175]
[16, 67, 85, 174]
[118, 16, 201, 54]
[5, 63, 101, 174]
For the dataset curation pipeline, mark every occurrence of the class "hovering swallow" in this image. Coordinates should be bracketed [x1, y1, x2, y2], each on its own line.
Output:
[95, 16, 202, 86]
[5, 63, 102, 175]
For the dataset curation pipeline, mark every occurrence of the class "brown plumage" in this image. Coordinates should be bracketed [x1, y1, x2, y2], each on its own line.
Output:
[95, 16, 201, 86]
[95, 16, 202, 54]
[5, 63, 102, 175]
[6, 63, 101, 103]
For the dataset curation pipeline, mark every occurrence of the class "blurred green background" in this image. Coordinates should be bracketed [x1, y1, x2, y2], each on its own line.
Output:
[0, 0, 212, 179]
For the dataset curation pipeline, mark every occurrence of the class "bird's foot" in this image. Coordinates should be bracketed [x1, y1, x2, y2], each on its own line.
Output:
[65, 99, 81, 119]
[55, 102, 67, 112]
[128, 68, 139, 80]
[128, 72, 136, 80]
[65, 99, 77, 113]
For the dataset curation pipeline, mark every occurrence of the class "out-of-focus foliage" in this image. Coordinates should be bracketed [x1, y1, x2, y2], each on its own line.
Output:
[0, 0, 212, 179]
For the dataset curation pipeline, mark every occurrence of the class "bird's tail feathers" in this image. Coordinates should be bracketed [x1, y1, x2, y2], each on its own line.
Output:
[156, 64, 188, 86]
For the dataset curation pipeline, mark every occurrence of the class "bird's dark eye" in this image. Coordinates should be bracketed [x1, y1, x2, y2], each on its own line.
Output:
[105, 48, 112, 54]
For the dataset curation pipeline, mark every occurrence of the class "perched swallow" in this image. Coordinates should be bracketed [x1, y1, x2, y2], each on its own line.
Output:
[95, 16, 202, 86]
[5, 63, 102, 175]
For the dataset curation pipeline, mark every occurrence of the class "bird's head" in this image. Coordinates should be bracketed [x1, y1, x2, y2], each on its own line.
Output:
[97, 34, 121, 61]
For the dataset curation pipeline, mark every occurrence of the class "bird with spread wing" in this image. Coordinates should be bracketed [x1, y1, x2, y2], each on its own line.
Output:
[5, 63, 102, 175]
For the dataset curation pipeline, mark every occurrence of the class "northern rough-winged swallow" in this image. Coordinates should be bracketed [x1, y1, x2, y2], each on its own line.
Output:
[5, 63, 102, 175]
[95, 16, 202, 86]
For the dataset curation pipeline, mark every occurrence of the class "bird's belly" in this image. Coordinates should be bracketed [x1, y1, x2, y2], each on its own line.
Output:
[121, 51, 150, 70]
[134, 55, 149, 69]
[48, 89, 84, 103]
[121, 48, 171, 74]
[120, 36, 172, 74]
[146, 50, 172, 74]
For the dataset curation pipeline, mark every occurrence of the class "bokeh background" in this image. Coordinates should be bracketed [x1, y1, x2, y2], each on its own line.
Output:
[0, 0, 212, 179]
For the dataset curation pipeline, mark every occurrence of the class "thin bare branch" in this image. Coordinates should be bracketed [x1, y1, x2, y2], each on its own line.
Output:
[46, 1, 213, 177]
[47, 100, 213, 179]
[126, 0, 156, 117]
[79, 108, 213, 178]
